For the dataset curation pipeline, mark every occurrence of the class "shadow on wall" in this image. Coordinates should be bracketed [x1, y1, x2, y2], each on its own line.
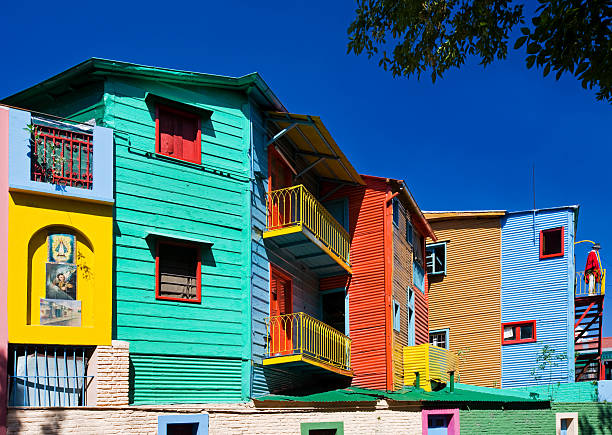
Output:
[580, 404, 612, 435]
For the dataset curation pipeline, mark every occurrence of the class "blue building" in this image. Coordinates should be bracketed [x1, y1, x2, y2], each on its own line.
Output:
[501, 206, 578, 388]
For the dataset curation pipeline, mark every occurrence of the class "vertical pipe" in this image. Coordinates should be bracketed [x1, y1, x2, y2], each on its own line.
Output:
[23, 348, 27, 406]
[450, 371, 455, 392]
[34, 348, 38, 406]
[44, 348, 48, 407]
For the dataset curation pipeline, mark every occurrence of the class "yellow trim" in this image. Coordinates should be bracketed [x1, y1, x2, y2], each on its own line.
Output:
[425, 211, 506, 221]
[8, 191, 113, 345]
[264, 312, 352, 376]
[264, 185, 351, 271]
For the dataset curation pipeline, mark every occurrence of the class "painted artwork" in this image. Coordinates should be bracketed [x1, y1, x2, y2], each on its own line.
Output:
[40, 299, 81, 327]
[46, 263, 77, 300]
[47, 233, 76, 264]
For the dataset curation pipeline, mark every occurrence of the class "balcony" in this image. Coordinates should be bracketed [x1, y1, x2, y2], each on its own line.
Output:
[264, 185, 351, 275]
[576, 270, 606, 297]
[403, 344, 458, 391]
[263, 312, 353, 377]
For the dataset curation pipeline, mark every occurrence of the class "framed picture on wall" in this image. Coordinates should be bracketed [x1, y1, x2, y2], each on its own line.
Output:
[46, 263, 77, 300]
[47, 233, 76, 264]
[40, 298, 81, 327]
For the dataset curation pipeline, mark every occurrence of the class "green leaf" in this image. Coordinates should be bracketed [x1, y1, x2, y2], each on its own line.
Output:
[527, 55, 536, 69]
[514, 36, 528, 49]
[526, 42, 540, 54]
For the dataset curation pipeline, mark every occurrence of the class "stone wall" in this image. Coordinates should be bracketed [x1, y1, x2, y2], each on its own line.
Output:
[86, 341, 130, 406]
[7, 401, 422, 435]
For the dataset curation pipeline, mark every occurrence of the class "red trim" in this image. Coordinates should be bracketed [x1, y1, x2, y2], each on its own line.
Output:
[155, 104, 202, 165]
[539, 226, 564, 259]
[502, 320, 537, 345]
[269, 264, 293, 315]
[155, 240, 202, 303]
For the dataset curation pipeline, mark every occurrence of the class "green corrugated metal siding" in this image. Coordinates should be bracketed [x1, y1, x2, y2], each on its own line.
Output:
[130, 354, 243, 404]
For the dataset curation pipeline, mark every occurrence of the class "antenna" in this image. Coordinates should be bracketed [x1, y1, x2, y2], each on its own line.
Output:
[532, 164, 536, 210]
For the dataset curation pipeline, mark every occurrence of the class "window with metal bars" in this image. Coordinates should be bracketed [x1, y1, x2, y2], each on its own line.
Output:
[30, 123, 93, 189]
[8, 344, 94, 407]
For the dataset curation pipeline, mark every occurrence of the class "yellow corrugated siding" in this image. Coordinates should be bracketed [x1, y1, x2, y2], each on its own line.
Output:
[403, 345, 427, 388]
[427, 217, 502, 388]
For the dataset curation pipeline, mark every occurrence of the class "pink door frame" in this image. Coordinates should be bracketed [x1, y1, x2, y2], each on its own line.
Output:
[422, 408, 460, 435]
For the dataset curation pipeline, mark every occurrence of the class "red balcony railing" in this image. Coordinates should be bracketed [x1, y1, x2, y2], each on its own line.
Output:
[31, 124, 93, 189]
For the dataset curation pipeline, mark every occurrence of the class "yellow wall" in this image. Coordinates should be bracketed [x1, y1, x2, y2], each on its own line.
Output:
[426, 216, 502, 388]
[8, 191, 112, 345]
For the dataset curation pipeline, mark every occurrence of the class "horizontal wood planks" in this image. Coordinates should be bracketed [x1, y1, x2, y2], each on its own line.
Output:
[427, 217, 502, 388]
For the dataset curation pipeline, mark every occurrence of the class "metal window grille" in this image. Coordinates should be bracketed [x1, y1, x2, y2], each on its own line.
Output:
[30, 123, 93, 189]
[8, 345, 94, 407]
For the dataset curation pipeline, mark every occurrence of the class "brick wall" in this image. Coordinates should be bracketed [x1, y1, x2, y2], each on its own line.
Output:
[7, 401, 422, 434]
[86, 340, 130, 406]
[553, 403, 612, 435]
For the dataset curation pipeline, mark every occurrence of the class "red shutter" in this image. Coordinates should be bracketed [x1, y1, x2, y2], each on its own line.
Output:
[157, 106, 201, 163]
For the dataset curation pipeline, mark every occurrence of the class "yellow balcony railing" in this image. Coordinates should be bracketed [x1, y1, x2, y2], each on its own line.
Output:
[404, 344, 458, 391]
[264, 312, 352, 374]
[265, 185, 351, 268]
[576, 269, 606, 297]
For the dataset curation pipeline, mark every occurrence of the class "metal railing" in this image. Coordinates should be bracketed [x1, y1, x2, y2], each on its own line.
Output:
[576, 269, 606, 297]
[403, 344, 458, 391]
[30, 123, 93, 189]
[265, 312, 352, 372]
[265, 185, 351, 267]
[8, 345, 93, 407]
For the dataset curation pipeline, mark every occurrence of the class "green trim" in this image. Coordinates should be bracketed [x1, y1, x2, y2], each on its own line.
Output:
[300, 421, 344, 435]
[146, 230, 214, 246]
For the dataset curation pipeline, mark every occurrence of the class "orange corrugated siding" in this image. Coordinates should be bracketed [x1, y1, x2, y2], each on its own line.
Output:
[321, 177, 389, 389]
[427, 217, 502, 388]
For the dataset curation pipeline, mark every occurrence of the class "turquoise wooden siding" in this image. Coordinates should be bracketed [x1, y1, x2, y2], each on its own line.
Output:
[501, 207, 576, 388]
[104, 76, 253, 401]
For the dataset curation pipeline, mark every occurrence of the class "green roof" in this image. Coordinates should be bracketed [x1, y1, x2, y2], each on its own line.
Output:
[256, 385, 547, 404]
[2, 58, 286, 112]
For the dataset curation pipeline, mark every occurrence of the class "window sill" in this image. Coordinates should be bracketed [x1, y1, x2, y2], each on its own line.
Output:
[540, 252, 564, 259]
[502, 338, 537, 346]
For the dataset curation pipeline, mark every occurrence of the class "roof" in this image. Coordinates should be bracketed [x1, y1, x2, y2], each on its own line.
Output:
[360, 174, 436, 241]
[506, 205, 580, 216]
[424, 211, 506, 221]
[266, 112, 364, 185]
[255, 385, 547, 404]
[2, 58, 286, 112]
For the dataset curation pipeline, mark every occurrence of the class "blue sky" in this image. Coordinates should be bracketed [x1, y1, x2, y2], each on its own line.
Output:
[2, 1, 611, 335]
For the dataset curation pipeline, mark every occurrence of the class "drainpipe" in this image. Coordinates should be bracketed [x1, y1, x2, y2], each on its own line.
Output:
[449, 371, 455, 392]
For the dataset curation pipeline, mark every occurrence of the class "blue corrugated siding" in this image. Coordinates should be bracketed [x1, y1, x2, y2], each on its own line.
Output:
[501, 208, 575, 388]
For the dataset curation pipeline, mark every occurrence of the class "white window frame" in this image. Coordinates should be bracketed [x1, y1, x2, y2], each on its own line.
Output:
[429, 328, 449, 350]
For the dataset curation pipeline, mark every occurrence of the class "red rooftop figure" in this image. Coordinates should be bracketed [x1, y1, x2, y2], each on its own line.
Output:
[584, 244, 602, 295]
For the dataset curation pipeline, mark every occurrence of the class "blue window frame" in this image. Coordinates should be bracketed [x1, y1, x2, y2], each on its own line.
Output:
[392, 198, 399, 226]
[408, 288, 415, 346]
[413, 260, 425, 293]
[406, 219, 414, 246]
[426, 242, 447, 276]
[158, 414, 209, 435]
[393, 299, 401, 331]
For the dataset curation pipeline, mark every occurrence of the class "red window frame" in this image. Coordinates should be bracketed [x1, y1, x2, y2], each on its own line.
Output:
[502, 320, 537, 345]
[155, 105, 202, 164]
[539, 226, 564, 259]
[155, 240, 202, 303]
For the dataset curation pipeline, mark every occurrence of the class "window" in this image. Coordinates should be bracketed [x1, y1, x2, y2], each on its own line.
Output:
[300, 422, 344, 435]
[540, 227, 564, 259]
[392, 198, 399, 226]
[502, 320, 536, 345]
[156, 241, 201, 303]
[406, 219, 414, 245]
[408, 288, 415, 346]
[429, 329, 449, 349]
[158, 414, 209, 435]
[393, 299, 401, 331]
[413, 232, 424, 265]
[422, 409, 459, 435]
[8, 345, 93, 406]
[555, 413, 577, 435]
[426, 242, 446, 276]
[324, 198, 349, 231]
[156, 105, 202, 164]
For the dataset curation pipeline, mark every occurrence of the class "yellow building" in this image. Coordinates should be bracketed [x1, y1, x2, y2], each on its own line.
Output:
[2, 107, 114, 407]
[424, 211, 504, 388]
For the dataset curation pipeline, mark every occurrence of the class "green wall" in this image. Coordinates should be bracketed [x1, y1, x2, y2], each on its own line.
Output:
[103, 76, 253, 403]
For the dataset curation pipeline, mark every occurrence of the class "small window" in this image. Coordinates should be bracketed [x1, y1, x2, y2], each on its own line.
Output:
[426, 242, 446, 276]
[158, 414, 208, 435]
[156, 105, 202, 164]
[556, 412, 577, 435]
[392, 198, 399, 226]
[429, 329, 449, 349]
[502, 320, 536, 345]
[540, 227, 564, 259]
[406, 219, 413, 245]
[393, 300, 401, 331]
[156, 241, 201, 303]
[300, 422, 344, 435]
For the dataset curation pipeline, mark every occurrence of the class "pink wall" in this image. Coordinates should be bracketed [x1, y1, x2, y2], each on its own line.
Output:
[422, 408, 460, 435]
[0, 107, 9, 435]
